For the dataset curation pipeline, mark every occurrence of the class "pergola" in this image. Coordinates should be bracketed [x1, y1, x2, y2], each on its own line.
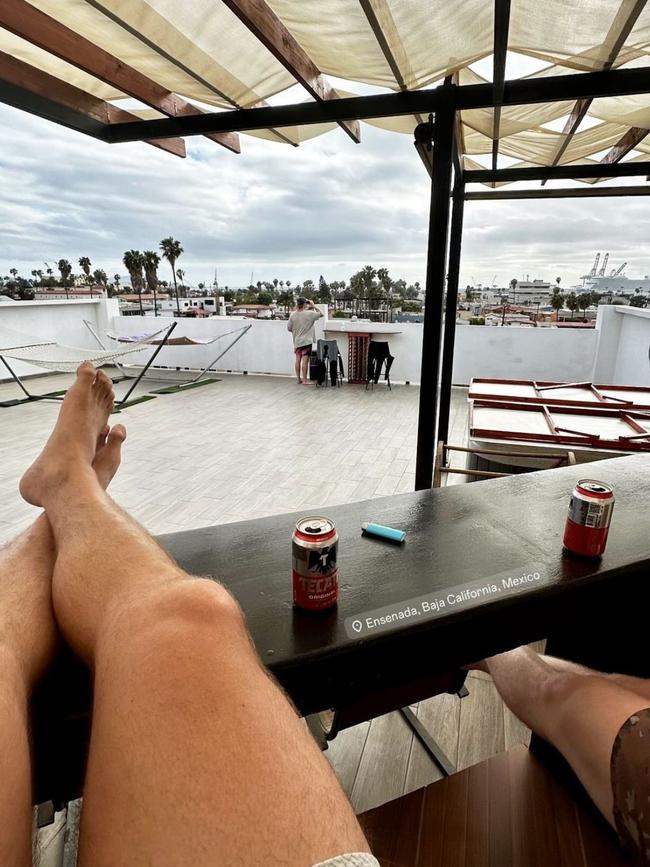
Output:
[4, 0, 650, 489]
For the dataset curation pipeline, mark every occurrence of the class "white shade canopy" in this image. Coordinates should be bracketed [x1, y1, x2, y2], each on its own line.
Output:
[2, 0, 650, 183]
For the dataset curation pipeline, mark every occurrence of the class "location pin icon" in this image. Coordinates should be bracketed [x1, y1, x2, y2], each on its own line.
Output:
[351, 620, 363, 633]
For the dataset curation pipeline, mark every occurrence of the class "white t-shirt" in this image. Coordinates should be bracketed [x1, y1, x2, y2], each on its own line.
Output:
[287, 309, 322, 348]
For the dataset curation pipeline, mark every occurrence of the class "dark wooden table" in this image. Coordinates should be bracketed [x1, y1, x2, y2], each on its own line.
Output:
[161, 452, 650, 716]
[32, 452, 650, 804]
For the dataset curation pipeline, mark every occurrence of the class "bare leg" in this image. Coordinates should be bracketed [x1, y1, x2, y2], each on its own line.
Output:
[301, 353, 310, 383]
[294, 353, 302, 383]
[476, 646, 649, 824]
[0, 420, 125, 867]
[538, 654, 650, 702]
[21, 363, 370, 866]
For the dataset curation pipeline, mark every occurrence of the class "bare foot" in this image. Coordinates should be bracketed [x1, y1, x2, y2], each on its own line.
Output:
[93, 424, 127, 489]
[0, 422, 126, 686]
[20, 362, 114, 507]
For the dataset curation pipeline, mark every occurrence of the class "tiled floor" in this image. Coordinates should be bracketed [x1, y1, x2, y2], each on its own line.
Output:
[0, 370, 469, 544]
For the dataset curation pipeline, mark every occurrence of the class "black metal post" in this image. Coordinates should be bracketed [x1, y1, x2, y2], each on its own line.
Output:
[437, 173, 465, 447]
[414, 93, 456, 491]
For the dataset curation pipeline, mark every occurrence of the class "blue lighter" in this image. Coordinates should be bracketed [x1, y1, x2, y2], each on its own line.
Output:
[361, 522, 406, 544]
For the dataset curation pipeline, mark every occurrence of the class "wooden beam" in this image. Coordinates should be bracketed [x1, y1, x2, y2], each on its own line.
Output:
[357, 0, 424, 124]
[220, 0, 360, 143]
[0, 51, 185, 157]
[542, 0, 647, 183]
[491, 0, 511, 181]
[601, 125, 649, 163]
[465, 185, 650, 200]
[0, 0, 240, 153]
[82, 0, 297, 147]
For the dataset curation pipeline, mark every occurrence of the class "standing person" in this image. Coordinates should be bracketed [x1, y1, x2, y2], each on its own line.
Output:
[288, 297, 323, 384]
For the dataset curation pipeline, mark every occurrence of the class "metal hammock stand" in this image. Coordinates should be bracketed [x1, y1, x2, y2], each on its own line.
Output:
[85, 320, 253, 400]
[0, 322, 176, 409]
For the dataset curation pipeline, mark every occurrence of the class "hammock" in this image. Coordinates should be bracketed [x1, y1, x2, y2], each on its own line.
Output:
[107, 332, 218, 346]
[105, 326, 247, 347]
[0, 322, 172, 372]
[102, 324, 253, 386]
[0, 322, 178, 409]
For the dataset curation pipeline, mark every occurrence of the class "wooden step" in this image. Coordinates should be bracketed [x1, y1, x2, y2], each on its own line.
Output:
[359, 745, 628, 867]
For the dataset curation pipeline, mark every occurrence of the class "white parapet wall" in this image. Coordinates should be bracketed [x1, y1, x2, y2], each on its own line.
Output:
[0, 298, 119, 379]
[592, 305, 650, 386]
[452, 324, 598, 384]
[110, 313, 598, 385]
[0, 298, 643, 387]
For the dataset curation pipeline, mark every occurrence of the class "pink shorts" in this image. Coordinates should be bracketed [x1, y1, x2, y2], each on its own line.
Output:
[294, 344, 312, 358]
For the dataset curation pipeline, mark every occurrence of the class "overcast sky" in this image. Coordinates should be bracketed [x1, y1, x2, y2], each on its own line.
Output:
[1, 99, 649, 291]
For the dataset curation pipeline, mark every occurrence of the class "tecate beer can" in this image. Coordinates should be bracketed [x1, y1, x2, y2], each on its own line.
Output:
[563, 480, 615, 558]
[292, 516, 339, 611]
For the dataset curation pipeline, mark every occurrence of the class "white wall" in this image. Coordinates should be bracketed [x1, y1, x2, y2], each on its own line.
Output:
[112, 315, 597, 386]
[1, 299, 644, 388]
[111, 309, 328, 377]
[452, 325, 597, 384]
[592, 306, 650, 386]
[0, 299, 118, 378]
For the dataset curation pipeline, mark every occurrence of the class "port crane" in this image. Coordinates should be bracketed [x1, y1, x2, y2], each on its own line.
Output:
[598, 252, 609, 276]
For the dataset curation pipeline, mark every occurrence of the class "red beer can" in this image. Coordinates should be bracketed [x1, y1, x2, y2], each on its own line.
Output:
[563, 480, 615, 558]
[292, 516, 339, 611]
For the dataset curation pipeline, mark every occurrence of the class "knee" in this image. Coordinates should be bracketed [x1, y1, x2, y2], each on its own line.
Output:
[125, 578, 247, 650]
[157, 579, 245, 632]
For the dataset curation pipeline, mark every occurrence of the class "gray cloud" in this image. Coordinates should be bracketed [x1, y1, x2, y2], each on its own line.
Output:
[1, 103, 649, 290]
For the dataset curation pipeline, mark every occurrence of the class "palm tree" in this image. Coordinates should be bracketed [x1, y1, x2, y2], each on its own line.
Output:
[113, 274, 121, 293]
[555, 276, 561, 288]
[578, 292, 592, 320]
[377, 267, 391, 299]
[176, 268, 185, 297]
[143, 250, 161, 317]
[92, 269, 108, 289]
[550, 288, 565, 321]
[78, 256, 92, 289]
[361, 265, 377, 298]
[566, 292, 579, 320]
[123, 250, 145, 314]
[57, 259, 72, 299]
[159, 237, 183, 314]
[509, 278, 518, 304]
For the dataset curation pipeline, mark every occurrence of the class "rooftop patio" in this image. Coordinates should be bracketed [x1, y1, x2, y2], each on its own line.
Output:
[0, 372, 470, 546]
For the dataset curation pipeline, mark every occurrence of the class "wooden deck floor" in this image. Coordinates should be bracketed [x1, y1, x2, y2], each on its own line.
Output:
[0, 371, 531, 864]
[326, 665, 537, 815]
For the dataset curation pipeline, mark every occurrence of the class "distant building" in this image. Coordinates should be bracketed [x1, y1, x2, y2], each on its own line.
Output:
[510, 279, 552, 304]
[233, 303, 274, 319]
[33, 285, 107, 300]
[157, 296, 227, 316]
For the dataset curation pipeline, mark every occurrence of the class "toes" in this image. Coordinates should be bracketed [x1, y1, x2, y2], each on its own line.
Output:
[93, 370, 115, 407]
[76, 361, 96, 383]
[95, 425, 110, 454]
[107, 424, 127, 445]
